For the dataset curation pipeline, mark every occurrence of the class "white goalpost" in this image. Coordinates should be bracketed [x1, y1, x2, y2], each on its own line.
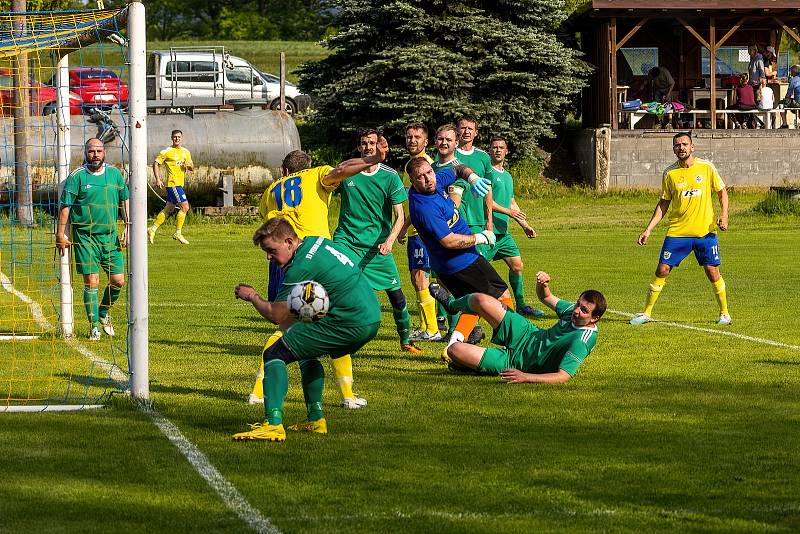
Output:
[0, 2, 148, 411]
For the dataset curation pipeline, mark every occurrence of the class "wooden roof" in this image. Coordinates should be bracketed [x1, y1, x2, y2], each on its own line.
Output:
[592, 0, 800, 9]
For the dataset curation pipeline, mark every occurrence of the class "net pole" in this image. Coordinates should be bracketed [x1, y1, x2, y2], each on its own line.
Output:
[128, 1, 149, 400]
[11, 0, 33, 227]
[56, 54, 74, 338]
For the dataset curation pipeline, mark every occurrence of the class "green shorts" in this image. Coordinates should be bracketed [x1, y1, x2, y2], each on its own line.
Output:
[478, 311, 540, 374]
[333, 240, 402, 291]
[468, 225, 491, 258]
[484, 233, 521, 262]
[282, 319, 380, 360]
[72, 233, 124, 276]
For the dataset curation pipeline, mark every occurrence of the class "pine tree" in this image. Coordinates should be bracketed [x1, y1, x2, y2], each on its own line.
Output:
[298, 0, 587, 159]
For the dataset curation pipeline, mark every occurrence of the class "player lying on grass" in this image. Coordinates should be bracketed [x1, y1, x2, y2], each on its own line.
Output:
[431, 272, 605, 383]
[232, 217, 381, 442]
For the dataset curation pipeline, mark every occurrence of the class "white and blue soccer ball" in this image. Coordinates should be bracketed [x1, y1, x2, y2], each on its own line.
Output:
[287, 281, 329, 322]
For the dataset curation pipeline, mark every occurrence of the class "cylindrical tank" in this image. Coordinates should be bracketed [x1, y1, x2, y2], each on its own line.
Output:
[0, 108, 299, 207]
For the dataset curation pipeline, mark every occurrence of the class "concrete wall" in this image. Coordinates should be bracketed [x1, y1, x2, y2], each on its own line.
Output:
[575, 129, 800, 188]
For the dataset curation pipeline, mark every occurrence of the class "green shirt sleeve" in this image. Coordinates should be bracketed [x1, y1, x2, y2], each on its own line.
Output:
[555, 299, 574, 320]
[60, 172, 81, 206]
[559, 339, 589, 376]
[388, 172, 408, 205]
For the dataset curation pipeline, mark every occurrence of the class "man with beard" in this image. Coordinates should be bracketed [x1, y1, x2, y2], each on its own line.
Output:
[56, 138, 129, 340]
[630, 132, 730, 325]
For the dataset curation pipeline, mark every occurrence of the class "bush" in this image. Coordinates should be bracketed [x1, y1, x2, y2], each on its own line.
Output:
[752, 190, 800, 216]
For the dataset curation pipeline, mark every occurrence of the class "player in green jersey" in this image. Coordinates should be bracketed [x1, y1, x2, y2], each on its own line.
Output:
[484, 136, 544, 318]
[449, 115, 494, 254]
[332, 129, 422, 355]
[56, 138, 130, 341]
[233, 217, 381, 442]
[431, 271, 605, 383]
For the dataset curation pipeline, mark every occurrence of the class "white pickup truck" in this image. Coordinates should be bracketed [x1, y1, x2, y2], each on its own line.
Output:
[146, 47, 310, 114]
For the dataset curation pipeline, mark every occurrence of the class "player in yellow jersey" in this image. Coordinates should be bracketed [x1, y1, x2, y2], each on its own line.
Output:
[248, 139, 390, 409]
[630, 132, 730, 326]
[399, 123, 442, 341]
[149, 130, 194, 245]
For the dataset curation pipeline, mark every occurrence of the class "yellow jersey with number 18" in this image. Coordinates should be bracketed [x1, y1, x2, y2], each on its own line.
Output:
[661, 158, 725, 238]
[258, 165, 334, 238]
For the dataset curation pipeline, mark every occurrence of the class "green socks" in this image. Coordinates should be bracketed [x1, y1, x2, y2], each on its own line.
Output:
[392, 305, 412, 345]
[299, 359, 325, 422]
[509, 272, 526, 309]
[264, 359, 289, 425]
[99, 284, 122, 319]
[83, 286, 99, 326]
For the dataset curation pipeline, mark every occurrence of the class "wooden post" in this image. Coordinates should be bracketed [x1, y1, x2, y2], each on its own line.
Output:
[12, 0, 32, 226]
[610, 18, 618, 129]
[710, 18, 717, 130]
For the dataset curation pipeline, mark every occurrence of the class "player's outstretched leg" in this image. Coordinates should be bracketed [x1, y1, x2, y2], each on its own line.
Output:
[248, 330, 283, 404]
[288, 358, 327, 434]
[388, 289, 422, 355]
[630, 274, 667, 325]
[234, 342, 292, 442]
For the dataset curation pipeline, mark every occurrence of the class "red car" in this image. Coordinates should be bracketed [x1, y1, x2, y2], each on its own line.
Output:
[0, 69, 83, 116]
[63, 68, 129, 112]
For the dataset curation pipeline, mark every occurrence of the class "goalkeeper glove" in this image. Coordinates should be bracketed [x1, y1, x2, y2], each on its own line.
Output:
[468, 173, 492, 198]
[474, 229, 496, 247]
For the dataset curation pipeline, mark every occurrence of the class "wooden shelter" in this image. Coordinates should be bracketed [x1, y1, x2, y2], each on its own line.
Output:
[569, 1, 800, 129]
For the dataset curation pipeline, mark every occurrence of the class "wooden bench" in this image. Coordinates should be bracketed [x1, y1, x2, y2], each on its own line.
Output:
[716, 109, 782, 129]
[620, 109, 710, 130]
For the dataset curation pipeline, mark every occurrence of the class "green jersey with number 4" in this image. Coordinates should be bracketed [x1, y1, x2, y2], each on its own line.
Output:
[277, 237, 381, 325]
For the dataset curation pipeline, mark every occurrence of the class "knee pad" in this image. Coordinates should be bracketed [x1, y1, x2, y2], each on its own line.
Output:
[262, 338, 297, 365]
[386, 288, 406, 310]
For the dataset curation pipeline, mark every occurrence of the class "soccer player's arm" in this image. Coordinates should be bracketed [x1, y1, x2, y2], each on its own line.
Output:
[184, 150, 194, 171]
[509, 198, 536, 238]
[153, 151, 166, 188]
[234, 284, 290, 325]
[321, 135, 389, 189]
[56, 175, 78, 254]
[638, 176, 672, 245]
[503, 338, 589, 383]
[534, 271, 560, 311]
[713, 169, 728, 231]
[119, 180, 131, 248]
[379, 176, 409, 254]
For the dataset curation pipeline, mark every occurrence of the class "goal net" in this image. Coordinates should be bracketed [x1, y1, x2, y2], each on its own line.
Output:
[0, 5, 148, 411]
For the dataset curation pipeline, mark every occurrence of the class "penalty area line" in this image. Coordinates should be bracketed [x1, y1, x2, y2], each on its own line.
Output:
[608, 309, 800, 351]
[0, 270, 279, 534]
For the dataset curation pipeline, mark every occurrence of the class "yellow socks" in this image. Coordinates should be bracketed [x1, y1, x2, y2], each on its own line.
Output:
[176, 211, 186, 232]
[417, 289, 438, 335]
[331, 354, 355, 399]
[152, 211, 166, 229]
[712, 277, 728, 315]
[251, 330, 284, 398]
[643, 276, 666, 316]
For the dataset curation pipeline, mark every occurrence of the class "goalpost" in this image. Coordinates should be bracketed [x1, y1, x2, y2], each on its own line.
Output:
[0, 2, 148, 411]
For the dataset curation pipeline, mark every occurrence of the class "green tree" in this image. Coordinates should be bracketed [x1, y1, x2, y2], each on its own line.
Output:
[0, 0, 69, 9]
[298, 0, 588, 159]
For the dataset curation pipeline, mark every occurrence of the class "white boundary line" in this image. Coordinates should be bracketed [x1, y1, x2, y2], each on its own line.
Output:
[1, 271, 279, 534]
[608, 309, 800, 351]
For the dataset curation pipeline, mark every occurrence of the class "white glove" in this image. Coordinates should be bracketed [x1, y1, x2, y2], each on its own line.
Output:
[468, 173, 491, 198]
[474, 229, 496, 247]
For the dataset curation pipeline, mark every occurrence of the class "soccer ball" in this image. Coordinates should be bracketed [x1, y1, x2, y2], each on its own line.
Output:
[287, 281, 329, 322]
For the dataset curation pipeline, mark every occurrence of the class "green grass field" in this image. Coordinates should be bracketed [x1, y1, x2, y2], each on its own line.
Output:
[1, 191, 799, 532]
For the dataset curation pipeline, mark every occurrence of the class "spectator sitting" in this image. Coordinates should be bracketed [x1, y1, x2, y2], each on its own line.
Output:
[730, 74, 760, 129]
[757, 79, 774, 128]
[779, 64, 800, 128]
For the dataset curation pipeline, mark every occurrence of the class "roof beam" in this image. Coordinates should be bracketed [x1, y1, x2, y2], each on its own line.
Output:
[616, 17, 650, 49]
[716, 16, 747, 48]
[678, 17, 711, 49]
[773, 16, 800, 45]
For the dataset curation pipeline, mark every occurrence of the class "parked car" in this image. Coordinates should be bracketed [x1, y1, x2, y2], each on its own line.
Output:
[0, 69, 83, 116]
[60, 68, 129, 111]
[147, 48, 310, 114]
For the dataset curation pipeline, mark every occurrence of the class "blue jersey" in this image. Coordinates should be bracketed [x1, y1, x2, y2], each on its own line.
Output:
[408, 167, 480, 275]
